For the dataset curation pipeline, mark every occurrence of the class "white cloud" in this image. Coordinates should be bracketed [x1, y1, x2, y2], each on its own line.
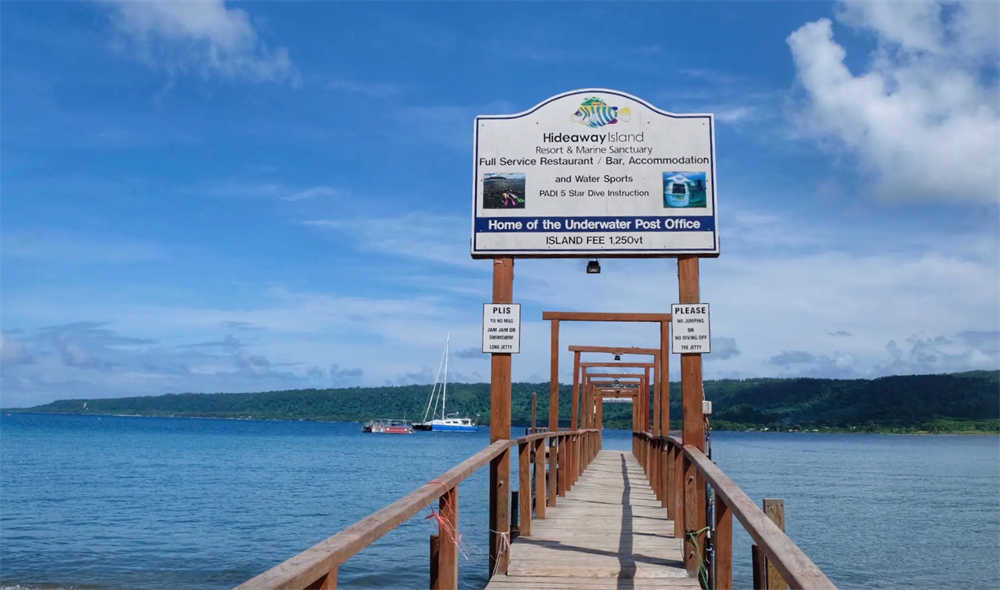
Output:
[281, 186, 340, 201]
[327, 79, 401, 99]
[713, 106, 756, 124]
[100, 0, 298, 84]
[304, 212, 478, 270]
[787, 1, 999, 202]
[0, 334, 32, 366]
[193, 180, 340, 201]
[2, 230, 167, 263]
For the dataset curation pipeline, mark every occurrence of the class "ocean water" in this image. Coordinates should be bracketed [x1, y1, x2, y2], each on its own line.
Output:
[1, 414, 997, 590]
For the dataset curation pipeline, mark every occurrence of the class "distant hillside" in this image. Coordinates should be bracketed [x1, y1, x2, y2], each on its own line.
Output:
[11, 371, 999, 433]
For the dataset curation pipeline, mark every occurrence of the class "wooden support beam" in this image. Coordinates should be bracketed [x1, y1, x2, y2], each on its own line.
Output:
[547, 437, 557, 506]
[673, 443, 685, 538]
[316, 567, 337, 590]
[549, 319, 559, 431]
[569, 345, 659, 354]
[530, 393, 537, 433]
[650, 363, 658, 435]
[518, 442, 531, 537]
[678, 256, 706, 577]
[580, 361, 655, 369]
[489, 257, 513, 578]
[571, 351, 580, 430]
[764, 499, 788, 590]
[428, 535, 438, 590]
[659, 320, 670, 435]
[533, 439, 545, 519]
[585, 373, 643, 379]
[557, 437, 567, 497]
[543, 311, 671, 322]
[716, 498, 733, 590]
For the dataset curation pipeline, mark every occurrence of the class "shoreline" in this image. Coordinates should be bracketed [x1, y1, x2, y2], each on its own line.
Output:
[5, 410, 997, 436]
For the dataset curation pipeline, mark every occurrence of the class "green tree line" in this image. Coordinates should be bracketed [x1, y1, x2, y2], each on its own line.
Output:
[12, 371, 999, 433]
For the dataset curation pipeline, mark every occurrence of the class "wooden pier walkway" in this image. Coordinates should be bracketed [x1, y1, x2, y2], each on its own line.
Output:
[486, 450, 698, 590]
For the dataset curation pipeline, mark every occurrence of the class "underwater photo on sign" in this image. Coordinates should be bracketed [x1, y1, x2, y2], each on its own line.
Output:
[483, 173, 526, 209]
[662, 172, 707, 208]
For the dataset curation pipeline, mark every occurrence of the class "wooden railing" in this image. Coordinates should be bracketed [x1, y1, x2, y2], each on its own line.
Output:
[633, 432, 837, 590]
[236, 428, 600, 590]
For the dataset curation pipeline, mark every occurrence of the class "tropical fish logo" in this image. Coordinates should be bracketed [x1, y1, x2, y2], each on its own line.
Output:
[572, 97, 631, 128]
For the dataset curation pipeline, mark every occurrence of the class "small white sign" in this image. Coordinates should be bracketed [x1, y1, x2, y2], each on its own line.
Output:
[671, 303, 711, 354]
[483, 303, 521, 353]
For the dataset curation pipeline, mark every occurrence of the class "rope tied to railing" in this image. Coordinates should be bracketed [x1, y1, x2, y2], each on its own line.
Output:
[686, 525, 711, 590]
[425, 508, 470, 560]
[489, 529, 511, 579]
[426, 479, 448, 491]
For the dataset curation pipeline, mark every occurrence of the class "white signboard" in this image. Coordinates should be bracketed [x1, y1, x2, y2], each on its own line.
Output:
[482, 303, 521, 353]
[472, 88, 718, 258]
[671, 303, 711, 354]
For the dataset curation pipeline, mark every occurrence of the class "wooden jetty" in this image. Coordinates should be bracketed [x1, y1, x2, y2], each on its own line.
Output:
[484, 449, 697, 590]
[236, 259, 837, 590]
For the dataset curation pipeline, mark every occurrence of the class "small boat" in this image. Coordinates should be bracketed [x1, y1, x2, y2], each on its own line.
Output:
[362, 419, 413, 434]
[414, 414, 477, 432]
[413, 334, 478, 433]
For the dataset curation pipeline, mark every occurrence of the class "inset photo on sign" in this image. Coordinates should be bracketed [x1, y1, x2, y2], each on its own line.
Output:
[662, 171, 707, 208]
[483, 173, 526, 209]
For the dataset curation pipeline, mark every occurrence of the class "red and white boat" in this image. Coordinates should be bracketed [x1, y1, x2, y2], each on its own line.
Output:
[362, 419, 413, 434]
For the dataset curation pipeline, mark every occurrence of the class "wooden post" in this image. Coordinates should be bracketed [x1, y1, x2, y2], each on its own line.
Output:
[646, 373, 658, 498]
[660, 445, 669, 509]
[660, 320, 670, 436]
[576, 433, 582, 486]
[673, 445, 684, 538]
[547, 436, 557, 506]
[715, 497, 733, 590]
[547, 320, 559, 508]
[549, 319, 559, 431]
[489, 257, 513, 577]
[678, 256, 706, 576]
[752, 546, 766, 590]
[534, 438, 546, 519]
[434, 487, 458, 589]
[683, 454, 701, 577]
[571, 351, 580, 430]
[597, 397, 604, 433]
[763, 499, 787, 590]
[429, 536, 439, 590]
[650, 364, 658, 435]
[510, 490, 519, 536]
[518, 442, 531, 536]
[665, 444, 674, 517]
[557, 435, 567, 497]
[531, 392, 537, 433]
[317, 566, 338, 590]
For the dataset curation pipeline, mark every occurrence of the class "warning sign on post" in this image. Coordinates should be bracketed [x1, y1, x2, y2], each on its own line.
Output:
[671, 303, 711, 354]
[482, 303, 521, 353]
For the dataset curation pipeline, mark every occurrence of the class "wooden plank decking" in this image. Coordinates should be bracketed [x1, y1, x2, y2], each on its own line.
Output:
[485, 450, 698, 590]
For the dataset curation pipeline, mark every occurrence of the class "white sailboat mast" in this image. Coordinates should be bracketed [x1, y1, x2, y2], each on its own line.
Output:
[422, 339, 448, 423]
[442, 333, 450, 420]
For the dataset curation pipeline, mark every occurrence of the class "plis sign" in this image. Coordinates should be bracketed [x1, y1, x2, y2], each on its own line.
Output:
[482, 303, 521, 354]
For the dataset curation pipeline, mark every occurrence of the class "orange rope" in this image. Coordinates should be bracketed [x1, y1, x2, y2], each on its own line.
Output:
[426, 508, 468, 559]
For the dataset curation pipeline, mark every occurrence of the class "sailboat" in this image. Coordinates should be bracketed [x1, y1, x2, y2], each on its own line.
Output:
[412, 334, 477, 432]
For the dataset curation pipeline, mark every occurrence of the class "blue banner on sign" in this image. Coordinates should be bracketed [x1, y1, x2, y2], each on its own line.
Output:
[475, 216, 714, 233]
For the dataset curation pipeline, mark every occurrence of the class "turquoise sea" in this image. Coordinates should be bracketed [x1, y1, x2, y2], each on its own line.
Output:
[1, 414, 998, 589]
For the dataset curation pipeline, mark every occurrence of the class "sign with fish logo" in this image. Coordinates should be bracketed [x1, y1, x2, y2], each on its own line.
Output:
[572, 97, 631, 128]
[472, 89, 718, 258]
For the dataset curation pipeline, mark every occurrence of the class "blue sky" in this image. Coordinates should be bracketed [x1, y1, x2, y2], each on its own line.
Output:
[2, 1, 998, 408]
